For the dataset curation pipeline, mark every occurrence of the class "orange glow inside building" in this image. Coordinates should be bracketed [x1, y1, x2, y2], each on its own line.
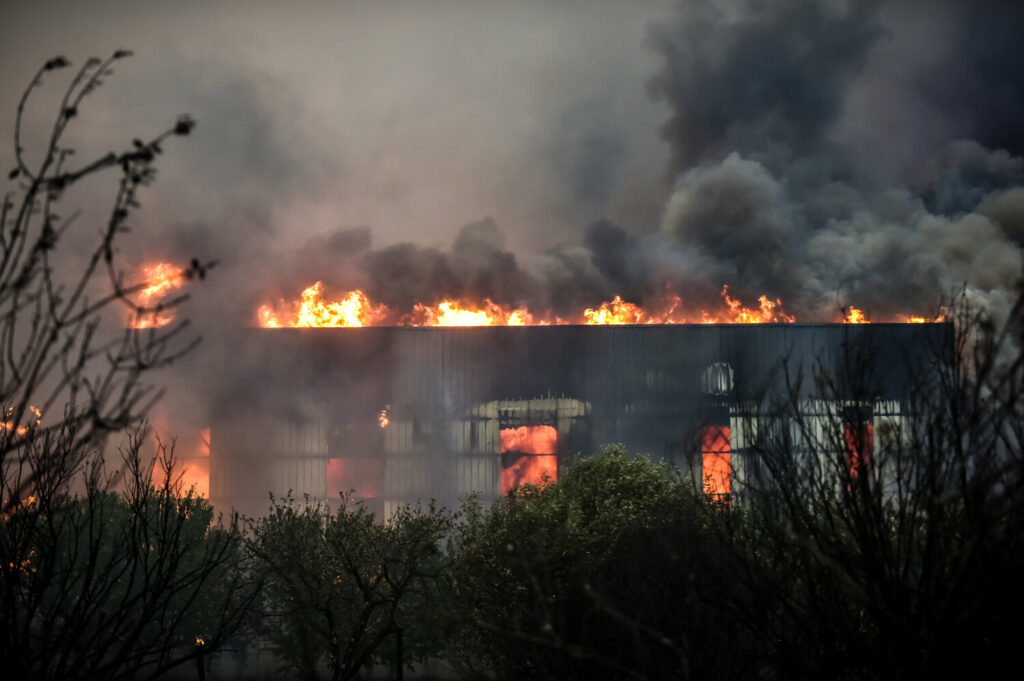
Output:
[701, 425, 732, 498]
[326, 457, 384, 499]
[146, 407, 210, 497]
[844, 422, 874, 486]
[500, 425, 558, 494]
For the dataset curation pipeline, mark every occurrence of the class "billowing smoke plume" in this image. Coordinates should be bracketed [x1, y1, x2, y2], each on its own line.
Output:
[166, 0, 1022, 330]
[647, 0, 885, 176]
[640, 0, 1024, 322]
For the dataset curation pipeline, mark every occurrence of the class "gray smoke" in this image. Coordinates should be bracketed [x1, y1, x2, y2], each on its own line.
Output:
[4, 0, 1023, 332]
[639, 0, 1024, 322]
[647, 0, 885, 176]
[163, 0, 1021, 331]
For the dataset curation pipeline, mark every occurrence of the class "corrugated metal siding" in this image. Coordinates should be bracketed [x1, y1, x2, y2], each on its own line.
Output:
[211, 324, 951, 516]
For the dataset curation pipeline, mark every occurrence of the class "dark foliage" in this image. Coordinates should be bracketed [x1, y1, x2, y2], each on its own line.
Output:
[0, 430, 258, 681]
[248, 494, 454, 681]
[448, 447, 747, 680]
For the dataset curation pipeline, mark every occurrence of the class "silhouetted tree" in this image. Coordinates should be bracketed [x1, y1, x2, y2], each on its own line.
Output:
[1, 51, 207, 514]
[0, 54, 246, 681]
[1, 430, 258, 680]
[730, 296, 1024, 680]
[448, 446, 747, 681]
[249, 494, 454, 681]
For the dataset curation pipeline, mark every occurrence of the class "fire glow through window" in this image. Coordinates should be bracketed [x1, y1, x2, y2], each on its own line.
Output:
[500, 425, 557, 495]
[327, 458, 383, 499]
[701, 425, 732, 499]
[844, 422, 874, 487]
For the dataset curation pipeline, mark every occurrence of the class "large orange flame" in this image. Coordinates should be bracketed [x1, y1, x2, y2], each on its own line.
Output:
[701, 286, 796, 324]
[500, 425, 558, 454]
[583, 296, 648, 325]
[701, 425, 731, 499]
[845, 307, 869, 324]
[402, 300, 565, 326]
[259, 282, 390, 328]
[256, 282, 943, 327]
[130, 262, 186, 329]
[500, 425, 558, 494]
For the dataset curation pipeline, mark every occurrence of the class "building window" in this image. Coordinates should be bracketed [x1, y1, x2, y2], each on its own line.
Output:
[500, 425, 557, 494]
[701, 362, 734, 396]
[701, 425, 732, 499]
[844, 422, 874, 489]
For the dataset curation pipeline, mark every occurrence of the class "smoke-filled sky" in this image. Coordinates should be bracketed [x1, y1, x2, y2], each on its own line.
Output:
[3, 0, 1024, 331]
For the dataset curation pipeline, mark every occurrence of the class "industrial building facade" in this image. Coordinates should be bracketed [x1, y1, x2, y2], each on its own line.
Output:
[209, 324, 951, 518]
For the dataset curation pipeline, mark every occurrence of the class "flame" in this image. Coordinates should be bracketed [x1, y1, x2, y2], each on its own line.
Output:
[842, 307, 946, 324]
[409, 300, 496, 327]
[130, 262, 186, 329]
[378, 409, 390, 428]
[501, 454, 557, 494]
[701, 425, 732, 498]
[714, 286, 795, 324]
[258, 305, 281, 328]
[260, 284, 576, 327]
[1, 405, 42, 436]
[402, 299, 560, 326]
[507, 310, 531, 326]
[258, 282, 939, 327]
[900, 307, 946, 324]
[270, 282, 391, 328]
[583, 296, 647, 325]
[845, 307, 869, 324]
[7, 549, 35, 573]
[174, 460, 209, 497]
[845, 422, 874, 484]
[146, 411, 209, 497]
[500, 425, 558, 454]
[580, 287, 794, 325]
[500, 425, 558, 494]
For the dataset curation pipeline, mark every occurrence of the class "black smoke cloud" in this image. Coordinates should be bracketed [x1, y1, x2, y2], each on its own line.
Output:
[647, 0, 884, 176]
[78, 0, 1019, 343]
[5, 0, 1023, 332]
[914, 141, 1024, 217]
[218, 0, 1023, 328]
[640, 0, 1024, 321]
[909, 0, 1024, 159]
[242, 219, 591, 319]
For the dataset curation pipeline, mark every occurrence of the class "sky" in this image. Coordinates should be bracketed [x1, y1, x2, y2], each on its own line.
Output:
[3, 0, 1024, 331]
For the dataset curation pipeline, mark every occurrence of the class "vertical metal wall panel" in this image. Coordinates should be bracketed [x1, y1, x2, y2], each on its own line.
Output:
[384, 455, 425, 499]
[454, 455, 499, 498]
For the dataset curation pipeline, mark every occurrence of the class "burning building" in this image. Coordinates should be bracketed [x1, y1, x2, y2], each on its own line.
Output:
[208, 322, 951, 518]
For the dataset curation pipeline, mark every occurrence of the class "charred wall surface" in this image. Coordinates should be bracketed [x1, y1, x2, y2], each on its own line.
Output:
[210, 324, 952, 517]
